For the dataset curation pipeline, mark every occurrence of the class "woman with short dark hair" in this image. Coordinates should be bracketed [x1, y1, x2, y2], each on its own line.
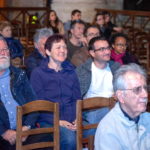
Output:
[30, 34, 81, 150]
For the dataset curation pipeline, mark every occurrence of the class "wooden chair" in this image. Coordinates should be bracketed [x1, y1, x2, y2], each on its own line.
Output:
[136, 35, 150, 70]
[76, 97, 116, 150]
[16, 100, 59, 150]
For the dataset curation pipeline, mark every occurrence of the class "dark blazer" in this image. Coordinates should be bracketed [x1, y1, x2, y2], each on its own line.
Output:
[5, 37, 23, 58]
[25, 48, 45, 78]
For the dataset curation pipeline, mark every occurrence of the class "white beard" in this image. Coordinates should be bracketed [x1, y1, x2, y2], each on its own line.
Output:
[0, 56, 10, 71]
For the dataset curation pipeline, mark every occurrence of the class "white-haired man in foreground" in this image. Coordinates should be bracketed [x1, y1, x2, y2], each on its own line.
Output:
[95, 63, 150, 150]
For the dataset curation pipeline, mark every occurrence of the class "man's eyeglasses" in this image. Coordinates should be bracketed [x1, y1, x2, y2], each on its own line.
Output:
[120, 85, 147, 95]
[115, 43, 127, 48]
[87, 33, 100, 37]
[97, 18, 104, 21]
[0, 48, 9, 53]
[94, 46, 111, 52]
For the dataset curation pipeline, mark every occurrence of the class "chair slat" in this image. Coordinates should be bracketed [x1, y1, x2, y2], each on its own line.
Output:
[16, 100, 59, 150]
[76, 97, 116, 150]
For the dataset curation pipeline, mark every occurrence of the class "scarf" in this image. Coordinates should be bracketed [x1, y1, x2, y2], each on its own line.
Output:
[111, 49, 125, 65]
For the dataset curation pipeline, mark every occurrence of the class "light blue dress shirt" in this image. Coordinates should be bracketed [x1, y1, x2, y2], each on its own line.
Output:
[0, 69, 19, 129]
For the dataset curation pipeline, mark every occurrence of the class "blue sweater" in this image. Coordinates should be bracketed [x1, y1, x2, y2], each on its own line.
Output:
[30, 59, 81, 124]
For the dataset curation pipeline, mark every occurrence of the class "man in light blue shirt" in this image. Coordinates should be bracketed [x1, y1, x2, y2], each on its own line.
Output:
[0, 36, 41, 150]
[95, 63, 150, 150]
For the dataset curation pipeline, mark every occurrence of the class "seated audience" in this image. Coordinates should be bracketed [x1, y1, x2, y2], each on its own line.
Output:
[71, 25, 101, 66]
[25, 28, 53, 78]
[103, 11, 122, 33]
[93, 12, 112, 40]
[0, 36, 46, 150]
[30, 34, 81, 150]
[95, 63, 150, 150]
[67, 20, 87, 61]
[111, 33, 139, 65]
[48, 10, 65, 34]
[76, 36, 120, 137]
[0, 21, 23, 67]
[64, 9, 82, 33]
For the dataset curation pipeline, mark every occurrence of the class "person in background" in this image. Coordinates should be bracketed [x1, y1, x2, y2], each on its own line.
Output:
[103, 11, 122, 33]
[64, 9, 82, 33]
[25, 28, 53, 78]
[111, 33, 139, 65]
[95, 63, 150, 150]
[30, 34, 81, 150]
[93, 12, 112, 40]
[71, 25, 100, 67]
[48, 10, 65, 34]
[0, 21, 23, 67]
[67, 20, 87, 61]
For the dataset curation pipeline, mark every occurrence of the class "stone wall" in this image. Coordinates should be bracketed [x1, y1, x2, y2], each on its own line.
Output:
[11, 0, 45, 7]
[52, 0, 123, 23]
[10, 0, 123, 23]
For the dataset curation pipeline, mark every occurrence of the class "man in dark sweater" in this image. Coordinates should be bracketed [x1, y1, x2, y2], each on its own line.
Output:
[25, 28, 53, 78]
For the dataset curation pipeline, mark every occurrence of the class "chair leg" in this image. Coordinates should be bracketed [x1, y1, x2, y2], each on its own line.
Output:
[88, 135, 94, 150]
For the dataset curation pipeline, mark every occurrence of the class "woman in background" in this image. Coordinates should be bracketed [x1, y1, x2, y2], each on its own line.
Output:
[48, 10, 65, 35]
[93, 12, 111, 40]
[111, 33, 139, 65]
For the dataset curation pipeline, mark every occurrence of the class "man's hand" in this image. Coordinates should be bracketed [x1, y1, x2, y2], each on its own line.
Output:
[1, 130, 16, 145]
[79, 36, 88, 47]
[21, 126, 30, 142]
[59, 120, 76, 130]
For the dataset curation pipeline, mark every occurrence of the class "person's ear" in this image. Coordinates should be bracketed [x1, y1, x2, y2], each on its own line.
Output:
[89, 50, 95, 58]
[70, 28, 74, 34]
[34, 42, 38, 49]
[112, 44, 115, 49]
[116, 90, 125, 104]
[45, 49, 51, 56]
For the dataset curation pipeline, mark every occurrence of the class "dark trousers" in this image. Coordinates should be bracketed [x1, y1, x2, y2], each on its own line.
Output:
[0, 133, 52, 150]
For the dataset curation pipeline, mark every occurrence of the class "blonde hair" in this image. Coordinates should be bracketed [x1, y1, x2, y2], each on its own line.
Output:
[0, 21, 12, 31]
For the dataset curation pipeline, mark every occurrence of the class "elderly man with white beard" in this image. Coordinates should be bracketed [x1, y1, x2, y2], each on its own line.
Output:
[0, 36, 44, 150]
[95, 63, 150, 150]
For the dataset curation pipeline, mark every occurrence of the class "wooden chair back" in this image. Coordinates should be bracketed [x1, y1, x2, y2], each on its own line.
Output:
[136, 35, 150, 70]
[76, 97, 116, 150]
[16, 100, 59, 150]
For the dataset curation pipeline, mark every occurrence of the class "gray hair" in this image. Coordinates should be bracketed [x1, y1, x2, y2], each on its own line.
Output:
[33, 27, 53, 43]
[113, 63, 147, 92]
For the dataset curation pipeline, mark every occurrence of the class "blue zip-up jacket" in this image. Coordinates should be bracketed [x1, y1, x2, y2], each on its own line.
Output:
[0, 66, 38, 135]
[30, 58, 81, 124]
[5, 37, 23, 58]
